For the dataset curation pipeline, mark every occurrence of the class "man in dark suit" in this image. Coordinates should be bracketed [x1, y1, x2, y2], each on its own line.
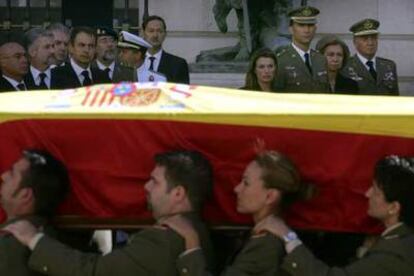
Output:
[142, 15, 190, 84]
[342, 19, 399, 95]
[4, 150, 216, 276]
[24, 28, 56, 90]
[51, 26, 109, 90]
[0, 42, 29, 92]
[91, 27, 136, 83]
[0, 149, 70, 276]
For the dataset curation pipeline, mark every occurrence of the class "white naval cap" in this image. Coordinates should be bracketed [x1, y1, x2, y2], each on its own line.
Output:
[117, 31, 152, 50]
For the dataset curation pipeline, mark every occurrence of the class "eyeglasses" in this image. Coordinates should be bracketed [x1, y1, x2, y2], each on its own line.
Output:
[23, 150, 47, 166]
[385, 155, 414, 173]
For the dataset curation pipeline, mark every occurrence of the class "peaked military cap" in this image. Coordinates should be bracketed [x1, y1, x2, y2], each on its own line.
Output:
[350, 18, 380, 36]
[96, 26, 117, 39]
[117, 31, 152, 50]
[288, 6, 320, 24]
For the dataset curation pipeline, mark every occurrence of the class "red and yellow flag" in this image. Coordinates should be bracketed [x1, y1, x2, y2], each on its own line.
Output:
[1, 82, 414, 233]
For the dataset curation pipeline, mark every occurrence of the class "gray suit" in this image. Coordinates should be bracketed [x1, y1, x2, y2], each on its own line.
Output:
[282, 224, 414, 276]
[28, 212, 215, 276]
[275, 45, 329, 93]
[342, 55, 399, 95]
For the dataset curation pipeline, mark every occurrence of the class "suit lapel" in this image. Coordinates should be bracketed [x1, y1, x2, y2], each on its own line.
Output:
[354, 55, 375, 83]
[24, 72, 37, 89]
[0, 77, 17, 91]
[67, 64, 82, 86]
[157, 51, 168, 73]
[375, 57, 386, 86]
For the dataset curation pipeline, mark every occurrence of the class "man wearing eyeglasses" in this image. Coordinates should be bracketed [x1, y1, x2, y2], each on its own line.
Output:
[0, 149, 70, 275]
[3, 150, 216, 276]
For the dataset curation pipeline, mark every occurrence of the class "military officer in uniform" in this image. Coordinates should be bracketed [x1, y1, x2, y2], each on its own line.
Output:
[92, 27, 136, 83]
[254, 155, 414, 276]
[275, 6, 329, 93]
[3, 150, 216, 276]
[342, 19, 399, 95]
[117, 31, 166, 83]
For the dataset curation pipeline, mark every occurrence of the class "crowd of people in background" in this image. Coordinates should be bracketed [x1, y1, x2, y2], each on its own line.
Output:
[0, 15, 189, 93]
[0, 6, 401, 96]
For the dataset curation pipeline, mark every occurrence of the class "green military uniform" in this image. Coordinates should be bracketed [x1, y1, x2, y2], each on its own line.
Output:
[282, 224, 414, 276]
[274, 6, 329, 93]
[91, 61, 137, 83]
[177, 233, 284, 276]
[342, 18, 399, 95]
[275, 45, 329, 93]
[28, 212, 215, 276]
[342, 55, 398, 95]
[0, 216, 49, 276]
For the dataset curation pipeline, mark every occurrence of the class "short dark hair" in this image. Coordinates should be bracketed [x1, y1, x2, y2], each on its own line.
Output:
[374, 155, 414, 227]
[255, 150, 314, 211]
[142, 15, 167, 31]
[20, 149, 70, 218]
[69, 26, 96, 46]
[154, 150, 213, 211]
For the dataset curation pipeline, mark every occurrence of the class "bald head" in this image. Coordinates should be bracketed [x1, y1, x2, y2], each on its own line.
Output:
[0, 42, 29, 81]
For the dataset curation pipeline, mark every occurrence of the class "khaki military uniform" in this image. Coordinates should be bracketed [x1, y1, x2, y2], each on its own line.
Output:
[177, 233, 284, 276]
[282, 224, 414, 276]
[275, 45, 329, 93]
[28, 212, 215, 276]
[342, 55, 399, 95]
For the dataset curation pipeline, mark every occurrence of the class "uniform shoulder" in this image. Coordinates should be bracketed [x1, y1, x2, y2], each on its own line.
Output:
[275, 45, 291, 57]
[377, 56, 397, 65]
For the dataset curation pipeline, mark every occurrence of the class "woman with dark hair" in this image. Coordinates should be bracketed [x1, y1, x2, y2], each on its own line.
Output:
[242, 48, 278, 92]
[316, 35, 358, 94]
[163, 150, 314, 275]
[254, 155, 414, 276]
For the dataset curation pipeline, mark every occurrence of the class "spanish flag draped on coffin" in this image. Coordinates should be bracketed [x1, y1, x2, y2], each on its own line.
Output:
[1, 82, 414, 233]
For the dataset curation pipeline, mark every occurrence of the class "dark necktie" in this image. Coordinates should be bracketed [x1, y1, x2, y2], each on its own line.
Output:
[38, 72, 48, 89]
[81, 70, 92, 86]
[366, 60, 377, 80]
[104, 68, 111, 80]
[304, 53, 312, 74]
[149, 57, 156, 71]
[17, 83, 27, 91]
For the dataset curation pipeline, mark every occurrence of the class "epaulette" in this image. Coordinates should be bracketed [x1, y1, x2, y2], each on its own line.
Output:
[377, 56, 395, 63]
[275, 46, 289, 57]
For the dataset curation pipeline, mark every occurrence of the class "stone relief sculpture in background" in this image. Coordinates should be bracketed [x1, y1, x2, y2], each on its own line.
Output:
[197, 0, 294, 62]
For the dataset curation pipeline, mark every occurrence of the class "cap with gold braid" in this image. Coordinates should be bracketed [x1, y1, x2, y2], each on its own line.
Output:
[288, 6, 320, 24]
[350, 18, 380, 36]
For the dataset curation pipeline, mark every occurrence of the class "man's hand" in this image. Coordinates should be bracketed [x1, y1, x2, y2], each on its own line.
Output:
[253, 215, 291, 238]
[2, 220, 39, 246]
[159, 214, 200, 250]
